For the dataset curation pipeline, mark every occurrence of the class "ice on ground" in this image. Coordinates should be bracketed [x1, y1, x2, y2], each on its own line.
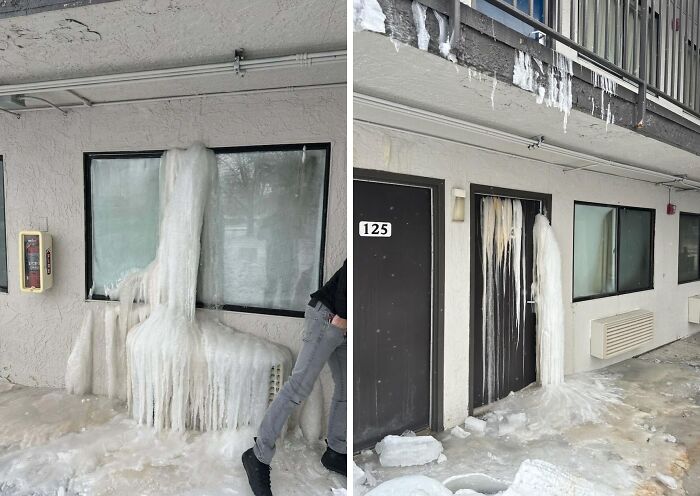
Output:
[504, 459, 612, 496]
[353, 0, 386, 33]
[354, 461, 367, 486]
[366, 475, 453, 496]
[450, 426, 471, 439]
[443, 473, 508, 493]
[656, 472, 678, 489]
[0, 386, 343, 495]
[463, 416, 487, 434]
[376, 434, 443, 467]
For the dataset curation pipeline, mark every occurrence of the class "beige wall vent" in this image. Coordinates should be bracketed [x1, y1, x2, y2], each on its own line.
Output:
[590, 310, 654, 359]
[688, 295, 700, 324]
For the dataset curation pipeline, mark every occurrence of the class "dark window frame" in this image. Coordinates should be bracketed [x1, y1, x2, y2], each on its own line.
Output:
[572, 200, 656, 302]
[0, 156, 7, 293]
[84, 143, 332, 318]
[678, 211, 700, 284]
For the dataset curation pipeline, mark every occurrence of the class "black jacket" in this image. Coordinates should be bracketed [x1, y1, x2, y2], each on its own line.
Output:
[310, 260, 347, 319]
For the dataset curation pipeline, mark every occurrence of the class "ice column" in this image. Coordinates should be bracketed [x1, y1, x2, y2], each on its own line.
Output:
[532, 214, 565, 386]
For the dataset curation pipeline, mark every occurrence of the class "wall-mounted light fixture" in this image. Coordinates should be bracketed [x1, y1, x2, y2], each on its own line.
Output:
[452, 188, 466, 222]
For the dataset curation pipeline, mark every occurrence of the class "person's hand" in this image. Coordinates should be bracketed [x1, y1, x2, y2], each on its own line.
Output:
[331, 315, 347, 335]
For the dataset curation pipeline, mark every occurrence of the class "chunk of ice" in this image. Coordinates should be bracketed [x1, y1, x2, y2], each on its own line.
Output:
[375, 435, 444, 467]
[464, 416, 487, 433]
[366, 475, 453, 496]
[451, 425, 471, 439]
[655, 473, 678, 489]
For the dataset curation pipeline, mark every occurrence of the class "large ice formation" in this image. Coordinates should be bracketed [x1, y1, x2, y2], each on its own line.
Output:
[411, 1, 430, 50]
[532, 214, 564, 386]
[66, 144, 291, 433]
[480, 197, 526, 404]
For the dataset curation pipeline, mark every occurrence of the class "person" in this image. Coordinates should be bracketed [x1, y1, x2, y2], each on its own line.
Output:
[242, 260, 347, 495]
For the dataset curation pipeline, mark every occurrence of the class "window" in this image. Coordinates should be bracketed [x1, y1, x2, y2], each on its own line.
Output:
[679, 212, 700, 283]
[85, 144, 329, 316]
[473, 0, 545, 38]
[573, 202, 654, 301]
[86, 153, 162, 297]
[0, 158, 6, 292]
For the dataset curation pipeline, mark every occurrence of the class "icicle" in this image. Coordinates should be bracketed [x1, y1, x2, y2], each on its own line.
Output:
[512, 201, 523, 350]
[481, 197, 496, 399]
[513, 51, 535, 92]
[433, 11, 456, 61]
[532, 214, 565, 386]
[353, 0, 386, 33]
[411, 1, 430, 50]
[491, 72, 498, 109]
[65, 310, 94, 395]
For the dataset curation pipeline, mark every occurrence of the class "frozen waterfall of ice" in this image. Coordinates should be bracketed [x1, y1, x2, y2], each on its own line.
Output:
[66, 143, 292, 434]
[65, 310, 94, 395]
[480, 197, 526, 404]
[532, 214, 564, 387]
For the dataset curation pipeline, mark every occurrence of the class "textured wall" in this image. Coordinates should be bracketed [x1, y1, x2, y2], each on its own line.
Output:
[355, 120, 700, 430]
[0, 87, 346, 413]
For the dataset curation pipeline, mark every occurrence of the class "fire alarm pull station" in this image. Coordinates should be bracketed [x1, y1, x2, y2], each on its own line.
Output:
[19, 231, 53, 293]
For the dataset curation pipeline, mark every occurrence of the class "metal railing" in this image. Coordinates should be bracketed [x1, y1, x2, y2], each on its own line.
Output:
[479, 0, 700, 121]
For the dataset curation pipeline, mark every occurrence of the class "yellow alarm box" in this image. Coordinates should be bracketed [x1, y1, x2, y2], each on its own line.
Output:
[19, 231, 53, 293]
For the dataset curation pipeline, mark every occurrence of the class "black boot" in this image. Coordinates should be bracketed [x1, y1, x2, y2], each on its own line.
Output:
[321, 446, 347, 477]
[242, 447, 273, 496]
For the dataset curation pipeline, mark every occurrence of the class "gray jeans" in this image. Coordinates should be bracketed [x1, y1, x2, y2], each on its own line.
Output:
[254, 302, 347, 464]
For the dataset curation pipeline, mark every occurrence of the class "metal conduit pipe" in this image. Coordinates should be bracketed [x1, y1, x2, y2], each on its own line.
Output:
[354, 93, 700, 192]
[0, 50, 346, 97]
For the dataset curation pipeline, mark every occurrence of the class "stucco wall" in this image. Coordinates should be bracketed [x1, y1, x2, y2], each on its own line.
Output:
[0, 88, 346, 415]
[354, 120, 700, 430]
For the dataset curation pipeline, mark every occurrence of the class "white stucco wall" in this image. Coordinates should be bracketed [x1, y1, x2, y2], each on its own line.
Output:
[354, 120, 700, 430]
[0, 88, 346, 415]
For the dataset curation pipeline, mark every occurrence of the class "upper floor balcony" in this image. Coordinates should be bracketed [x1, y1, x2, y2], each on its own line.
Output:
[468, 0, 700, 121]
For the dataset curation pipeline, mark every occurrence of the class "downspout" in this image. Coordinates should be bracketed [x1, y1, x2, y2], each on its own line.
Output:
[636, 0, 649, 128]
[450, 0, 462, 58]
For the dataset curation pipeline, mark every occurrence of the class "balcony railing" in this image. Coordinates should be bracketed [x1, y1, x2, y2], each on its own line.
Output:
[477, 0, 700, 120]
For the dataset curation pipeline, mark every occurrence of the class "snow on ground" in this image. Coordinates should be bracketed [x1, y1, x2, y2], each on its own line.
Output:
[0, 384, 344, 495]
[356, 333, 700, 495]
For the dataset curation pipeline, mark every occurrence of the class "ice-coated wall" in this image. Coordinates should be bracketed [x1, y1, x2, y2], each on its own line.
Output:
[354, 120, 700, 430]
[0, 87, 347, 413]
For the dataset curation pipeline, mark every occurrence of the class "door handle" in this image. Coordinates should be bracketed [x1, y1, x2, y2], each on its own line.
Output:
[526, 300, 535, 304]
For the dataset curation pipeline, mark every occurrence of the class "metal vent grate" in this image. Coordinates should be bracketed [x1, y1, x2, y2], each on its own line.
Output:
[590, 310, 654, 359]
[268, 364, 284, 405]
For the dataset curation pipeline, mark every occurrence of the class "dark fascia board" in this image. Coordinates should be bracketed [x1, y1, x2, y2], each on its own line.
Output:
[0, 0, 121, 19]
[376, 0, 700, 156]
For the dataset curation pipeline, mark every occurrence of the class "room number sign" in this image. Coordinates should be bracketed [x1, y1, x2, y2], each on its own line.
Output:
[359, 221, 392, 237]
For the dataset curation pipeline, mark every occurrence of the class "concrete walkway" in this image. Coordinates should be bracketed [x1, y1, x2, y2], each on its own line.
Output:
[355, 333, 700, 495]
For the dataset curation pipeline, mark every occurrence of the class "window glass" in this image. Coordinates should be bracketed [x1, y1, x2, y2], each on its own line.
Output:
[0, 159, 6, 291]
[573, 203, 617, 299]
[618, 208, 653, 292]
[679, 213, 700, 283]
[90, 157, 161, 296]
[198, 147, 327, 312]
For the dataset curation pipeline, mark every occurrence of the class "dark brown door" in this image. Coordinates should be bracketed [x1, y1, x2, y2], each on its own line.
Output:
[470, 188, 550, 410]
[353, 178, 433, 451]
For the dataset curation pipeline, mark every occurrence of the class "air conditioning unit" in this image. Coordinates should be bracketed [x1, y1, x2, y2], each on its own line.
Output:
[590, 310, 654, 359]
[688, 295, 700, 324]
